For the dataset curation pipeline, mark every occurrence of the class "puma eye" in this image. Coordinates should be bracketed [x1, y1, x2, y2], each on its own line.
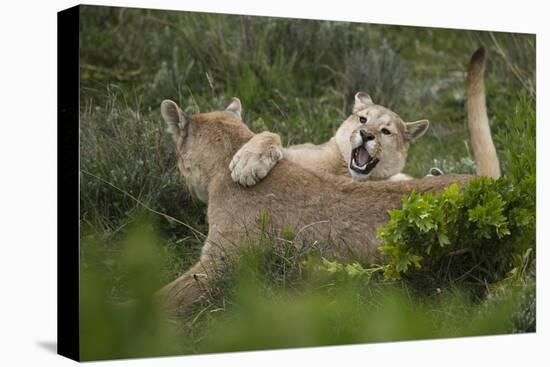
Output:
[381, 128, 391, 135]
[359, 116, 367, 124]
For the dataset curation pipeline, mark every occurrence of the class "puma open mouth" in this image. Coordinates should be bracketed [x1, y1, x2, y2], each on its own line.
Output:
[350, 145, 379, 175]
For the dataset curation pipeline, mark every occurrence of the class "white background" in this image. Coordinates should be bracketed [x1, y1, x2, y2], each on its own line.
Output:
[0, 0, 547, 365]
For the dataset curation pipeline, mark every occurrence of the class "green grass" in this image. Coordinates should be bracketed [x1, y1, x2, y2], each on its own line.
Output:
[78, 5, 536, 360]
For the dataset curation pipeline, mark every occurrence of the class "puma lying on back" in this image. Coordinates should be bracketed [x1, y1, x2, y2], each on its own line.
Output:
[157, 99, 475, 311]
[229, 91, 430, 186]
[229, 47, 500, 187]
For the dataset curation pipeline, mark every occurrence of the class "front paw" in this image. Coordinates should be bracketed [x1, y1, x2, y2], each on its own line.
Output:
[427, 167, 444, 177]
[229, 145, 283, 187]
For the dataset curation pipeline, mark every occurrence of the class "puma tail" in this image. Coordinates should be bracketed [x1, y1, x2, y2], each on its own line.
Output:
[466, 47, 501, 179]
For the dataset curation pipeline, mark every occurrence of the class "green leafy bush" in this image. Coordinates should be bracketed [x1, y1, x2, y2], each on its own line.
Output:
[378, 178, 534, 284]
[378, 91, 535, 290]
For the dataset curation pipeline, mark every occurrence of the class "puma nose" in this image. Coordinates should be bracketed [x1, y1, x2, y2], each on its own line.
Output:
[360, 130, 375, 142]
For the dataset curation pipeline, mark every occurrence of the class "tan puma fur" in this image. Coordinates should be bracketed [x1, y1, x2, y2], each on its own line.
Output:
[157, 48, 499, 311]
[467, 48, 501, 178]
[230, 47, 500, 186]
[230, 92, 429, 186]
[158, 100, 475, 310]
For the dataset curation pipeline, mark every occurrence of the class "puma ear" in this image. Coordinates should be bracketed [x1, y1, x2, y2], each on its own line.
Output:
[353, 92, 373, 113]
[226, 97, 242, 118]
[404, 119, 429, 143]
[161, 100, 187, 141]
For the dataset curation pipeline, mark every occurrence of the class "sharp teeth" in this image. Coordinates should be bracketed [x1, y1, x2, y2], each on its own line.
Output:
[352, 158, 368, 171]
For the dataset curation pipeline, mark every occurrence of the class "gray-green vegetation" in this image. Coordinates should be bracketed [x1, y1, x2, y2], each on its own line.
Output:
[78, 5, 535, 361]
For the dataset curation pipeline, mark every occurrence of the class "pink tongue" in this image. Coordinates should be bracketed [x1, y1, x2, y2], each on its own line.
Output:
[356, 147, 370, 166]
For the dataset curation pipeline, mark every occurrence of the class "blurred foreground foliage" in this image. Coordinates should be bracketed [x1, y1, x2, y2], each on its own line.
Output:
[80, 217, 534, 360]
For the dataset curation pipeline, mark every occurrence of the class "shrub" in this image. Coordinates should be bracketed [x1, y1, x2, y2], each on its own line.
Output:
[378, 92, 536, 292]
[378, 178, 534, 285]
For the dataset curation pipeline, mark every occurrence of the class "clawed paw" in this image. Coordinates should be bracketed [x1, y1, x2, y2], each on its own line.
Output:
[229, 145, 283, 187]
